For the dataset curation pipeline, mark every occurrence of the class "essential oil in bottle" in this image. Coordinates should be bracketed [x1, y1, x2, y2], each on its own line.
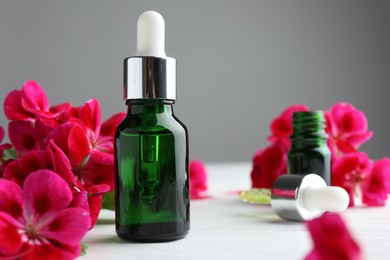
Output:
[114, 11, 190, 242]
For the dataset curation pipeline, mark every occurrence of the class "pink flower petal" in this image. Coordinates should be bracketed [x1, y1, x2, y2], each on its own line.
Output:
[79, 150, 114, 190]
[22, 99, 52, 119]
[190, 191, 212, 200]
[372, 158, 390, 193]
[88, 194, 103, 228]
[328, 102, 371, 151]
[100, 112, 126, 136]
[189, 160, 208, 193]
[8, 121, 41, 154]
[46, 141, 77, 187]
[0, 126, 5, 143]
[339, 110, 368, 134]
[362, 158, 390, 206]
[329, 102, 356, 129]
[49, 102, 72, 122]
[47, 122, 91, 167]
[345, 132, 373, 148]
[23, 242, 81, 260]
[305, 213, 361, 260]
[94, 135, 114, 153]
[279, 104, 310, 120]
[270, 117, 292, 138]
[64, 105, 81, 121]
[0, 212, 23, 257]
[69, 191, 89, 211]
[332, 152, 372, 207]
[251, 144, 287, 189]
[362, 170, 387, 206]
[46, 122, 74, 155]
[332, 152, 371, 187]
[0, 179, 23, 219]
[334, 139, 357, 154]
[34, 119, 54, 140]
[323, 111, 333, 136]
[35, 117, 59, 130]
[269, 104, 309, 143]
[79, 98, 102, 136]
[23, 170, 73, 217]
[4, 90, 34, 121]
[67, 124, 91, 166]
[85, 184, 111, 195]
[20, 80, 49, 113]
[3, 150, 52, 187]
[40, 207, 90, 245]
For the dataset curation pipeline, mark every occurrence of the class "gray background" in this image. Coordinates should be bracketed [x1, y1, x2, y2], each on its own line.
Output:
[0, 0, 389, 162]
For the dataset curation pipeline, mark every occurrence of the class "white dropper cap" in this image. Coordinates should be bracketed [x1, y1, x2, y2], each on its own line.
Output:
[123, 11, 176, 100]
[136, 11, 167, 57]
[303, 186, 349, 212]
[271, 174, 350, 221]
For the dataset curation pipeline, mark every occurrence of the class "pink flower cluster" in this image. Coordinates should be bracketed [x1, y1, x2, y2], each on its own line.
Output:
[251, 104, 308, 189]
[0, 80, 125, 259]
[251, 102, 390, 207]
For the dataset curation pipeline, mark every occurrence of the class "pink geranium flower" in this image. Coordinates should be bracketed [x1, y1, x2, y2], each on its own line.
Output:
[53, 99, 125, 185]
[7, 97, 125, 195]
[189, 160, 209, 199]
[47, 99, 126, 192]
[8, 121, 49, 155]
[4, 80, 71, 128]
[327, 102, 373, 156]
[268, 104, 310, 149]
[69, 98, 125, 154]
[250, 143, 287, 189]
[0, 170, 90, 259]
[332, 152, 389, 206]
[305, 213, 362, 260]
[3, 141, 109, 227]
[362, 158, 390, 206]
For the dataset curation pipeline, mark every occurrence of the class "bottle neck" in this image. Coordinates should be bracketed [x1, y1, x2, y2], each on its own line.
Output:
[290, 111, 328, 148]
[126, 99, 174, 115]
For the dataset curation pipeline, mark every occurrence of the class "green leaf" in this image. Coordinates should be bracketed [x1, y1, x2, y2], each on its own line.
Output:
[2, 147, 17, 161]
[80, 242, 88, 256]
[101, 190, 115, 211]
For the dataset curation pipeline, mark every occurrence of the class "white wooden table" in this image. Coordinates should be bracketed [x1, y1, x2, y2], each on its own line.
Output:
[82, 163, 390, 259]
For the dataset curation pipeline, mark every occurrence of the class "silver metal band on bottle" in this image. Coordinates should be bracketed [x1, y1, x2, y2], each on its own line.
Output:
[271, 174, 323, 221]
[124, 56, 176, 100]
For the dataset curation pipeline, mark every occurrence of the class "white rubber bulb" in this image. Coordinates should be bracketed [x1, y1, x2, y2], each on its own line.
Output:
[136, 11, 167, 57]
[303, 186, 349, 212]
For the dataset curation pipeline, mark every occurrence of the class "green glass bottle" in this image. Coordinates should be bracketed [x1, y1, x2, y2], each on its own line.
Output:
[115, 100, 189, 242]
[288, 111, 331, 185]
[114, 11, 189, 242]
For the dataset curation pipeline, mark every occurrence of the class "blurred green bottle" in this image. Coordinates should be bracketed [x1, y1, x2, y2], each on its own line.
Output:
[288, 111, 331, 185]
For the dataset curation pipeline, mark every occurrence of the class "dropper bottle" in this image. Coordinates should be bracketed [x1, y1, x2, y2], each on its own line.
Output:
[114, 11, 190, 242]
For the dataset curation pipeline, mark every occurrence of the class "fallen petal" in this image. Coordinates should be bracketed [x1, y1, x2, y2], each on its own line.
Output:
[305, 213, 361, 260]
